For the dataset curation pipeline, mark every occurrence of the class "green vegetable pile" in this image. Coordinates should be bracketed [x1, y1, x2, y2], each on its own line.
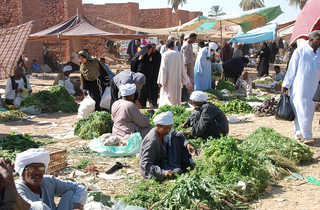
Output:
[120, 127, 313, 209]
[151, 105, 191, 129]
[241, 127, 313, 178]
[216, 80, 235, 91]
[219, 99, 253, 114]
[21, 85, 78, 113]
[0, 110, 27, 122]
[0, 133, 46, 160]
[253, 77, 274, 85]
[74, 111, 113, 140]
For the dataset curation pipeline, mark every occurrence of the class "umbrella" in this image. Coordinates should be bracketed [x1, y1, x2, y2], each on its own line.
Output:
[290, 0, 320, 44]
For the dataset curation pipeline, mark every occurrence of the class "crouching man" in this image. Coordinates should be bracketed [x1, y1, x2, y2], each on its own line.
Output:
[182, 91, 229, 139]
[14, 149, 87, 210]
[139, 111, 196, 180]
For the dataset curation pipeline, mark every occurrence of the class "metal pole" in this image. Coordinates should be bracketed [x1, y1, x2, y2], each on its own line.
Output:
[220, 20, 223, 46]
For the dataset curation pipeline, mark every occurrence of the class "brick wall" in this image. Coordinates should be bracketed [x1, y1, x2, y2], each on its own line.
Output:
[0, 0, 22, 28]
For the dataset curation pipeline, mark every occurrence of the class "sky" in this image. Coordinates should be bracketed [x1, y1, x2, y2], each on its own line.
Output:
[82, 0, 300, 24]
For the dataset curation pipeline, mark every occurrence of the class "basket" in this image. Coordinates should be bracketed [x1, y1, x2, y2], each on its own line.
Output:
[46, 147, 67, 174]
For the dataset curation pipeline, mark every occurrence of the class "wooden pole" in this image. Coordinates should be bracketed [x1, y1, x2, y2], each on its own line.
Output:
[220, 20, 223, 46]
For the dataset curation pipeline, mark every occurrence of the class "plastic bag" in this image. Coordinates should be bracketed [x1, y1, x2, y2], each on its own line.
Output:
[112, 201, 146, 210]
[100, 87, 111, 110]
[275, 93, 295, 121]
[20, 105, 41, 115]
[77, 96, 96, 119]
[13, 96, 24, 107]
[88, 132, 142, 157]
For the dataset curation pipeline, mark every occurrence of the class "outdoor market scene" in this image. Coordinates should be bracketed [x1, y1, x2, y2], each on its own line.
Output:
[1, 0, 320, 209]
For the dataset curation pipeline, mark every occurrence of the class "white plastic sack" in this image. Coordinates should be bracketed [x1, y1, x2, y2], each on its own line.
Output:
[77, 96, 96, 119]
[112, 201, 146, 210]
[100, 87, 111, 110]
[84, 202, 112, 210]
[14, 96, 24, 107]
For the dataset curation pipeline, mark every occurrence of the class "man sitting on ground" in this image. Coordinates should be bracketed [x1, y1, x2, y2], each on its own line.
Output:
[5, 66, 32, 106]
[139, 111, 196, 180]
[235, 71, 253, 96]
[274, 65, 284, 82]
[182, 91, 229, 139]
[111, 83, 150, 138]
[15, 148, 87, 210]
[58, 65, 76, 95]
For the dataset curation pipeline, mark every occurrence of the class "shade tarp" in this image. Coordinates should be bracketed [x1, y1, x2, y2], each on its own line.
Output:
[278, 22, 295, 38]
[29, 16, 147, 41]
[98, 6, 282, 35]
[230, 23, 277, 44]
[290, 0, 320, 44]
[0, 21, 33, 80]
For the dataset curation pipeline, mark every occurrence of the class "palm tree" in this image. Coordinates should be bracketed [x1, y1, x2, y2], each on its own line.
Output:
[239, 0, 265, 11]
[289, 0, 308, 9]
[209, 5, 226, 17]
[168, 0, 187, 11]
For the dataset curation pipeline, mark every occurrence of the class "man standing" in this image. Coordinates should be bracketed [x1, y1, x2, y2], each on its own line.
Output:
[194, 41, 211, 91]
[282, 30, 320, 143]
[176, 33, 185, 51]
[157, 40, 189, 107]
[127, 39, 141, 61]
[181, 33, 197, 83]
[160, 36, 179, 54]
[257, 42, 271, 77]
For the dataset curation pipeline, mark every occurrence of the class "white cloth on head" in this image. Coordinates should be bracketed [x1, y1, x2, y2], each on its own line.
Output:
[63, 65, 72, 72]
[282, 43, 320, 139]
[190, 91, 208, 102]
[153, 111, 174, 125]
[14, 148, 50, 176]
[119, 83, 136, 97]
[209, 42, 218, 51]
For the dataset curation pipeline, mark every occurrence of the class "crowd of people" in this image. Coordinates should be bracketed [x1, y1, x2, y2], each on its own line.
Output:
[3, 27, 320, 209]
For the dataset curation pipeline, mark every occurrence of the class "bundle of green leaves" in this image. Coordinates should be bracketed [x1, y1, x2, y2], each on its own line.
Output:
[74, 111, 113, 140]
[0, 133, 46, 160]
[219, 99, 253, 114]
[216, 80, 235, 91]
[241, 127, 313, 178]
[0, 110, 27, 122]
[21, 85, 78, 113]
[151, 105, 191, 130]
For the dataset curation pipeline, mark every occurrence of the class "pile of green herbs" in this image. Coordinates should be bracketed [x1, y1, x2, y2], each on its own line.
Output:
[0, 110, 27, 122]
[216, 80, 235, 91]
[74, 111, 113, 140]
[120, 127, 313, 209]
[219, 99, 253, 114]
[21, 85, 78, 113]
[0, 133, 48, 160]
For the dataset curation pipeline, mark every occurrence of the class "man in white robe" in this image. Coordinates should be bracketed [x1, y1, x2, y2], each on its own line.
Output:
[157, 40, 189, 107]
[194, 41, 211, 91]
[282, 30, 320, 142]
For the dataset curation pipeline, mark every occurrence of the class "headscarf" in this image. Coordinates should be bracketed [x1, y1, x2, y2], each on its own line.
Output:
[119, 83, 136, 97]
[15, 148, 50, 176]
[132, 72, 146, 85]
[153, 111, 174, 126]
[190, 91, 208, 102]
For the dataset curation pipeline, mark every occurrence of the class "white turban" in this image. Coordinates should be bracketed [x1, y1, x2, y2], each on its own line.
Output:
[15, 148, 50, 176]
[190, 91, 208, 102]
[63, 65, 72, 72]
[153, 111, 174, 125]
[209, 42, 218, 51]
[119, 83, 136, 97]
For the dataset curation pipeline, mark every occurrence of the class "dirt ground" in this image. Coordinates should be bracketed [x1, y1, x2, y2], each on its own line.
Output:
[1, 69, 320, 210]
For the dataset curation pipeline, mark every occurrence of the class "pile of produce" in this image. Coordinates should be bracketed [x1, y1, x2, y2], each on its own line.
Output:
[241, 127, 313, 178]
[216, 80, 235, 91]
[219, 99, 253, 114]
[0, 133, 46, 160]
[120, 127, 312, 209]
[253, 77, 274, 85]
[0, 110, 27, 122]
[253, 98, 278, 116]
[151, 105, 191, 129]
[74, 111, 113, 140]
[21, 85, 78, 113]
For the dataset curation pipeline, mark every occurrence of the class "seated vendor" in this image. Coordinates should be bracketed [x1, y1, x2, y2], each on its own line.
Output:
[182, 91, 229, 139]
[274, 65, 284, 82]
[111, 83, 150, 138]
[139, 111, 196, 181]
[14, 148, 87, 210]
[235, 71, 253, 96]
[5, 66, 32, 106]
[110, 71, 145, 109]
[31, 59, 41, 73]
[58, 65, 76, 95]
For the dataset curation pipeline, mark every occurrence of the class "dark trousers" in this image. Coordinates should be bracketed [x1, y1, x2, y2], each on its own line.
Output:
[139, 79, 158, 107]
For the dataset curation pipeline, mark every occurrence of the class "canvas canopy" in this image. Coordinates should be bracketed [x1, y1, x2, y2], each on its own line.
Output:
[98, 6, 282, 35]
[29, 15, 146, 41]
[230, 23, 277, 44]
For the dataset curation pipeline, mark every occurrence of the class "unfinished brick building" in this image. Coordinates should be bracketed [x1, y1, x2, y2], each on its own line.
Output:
[0, 0, 202, 66]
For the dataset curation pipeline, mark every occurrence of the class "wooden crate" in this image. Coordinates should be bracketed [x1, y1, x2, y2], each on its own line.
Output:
[46, 147, 67, 174]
